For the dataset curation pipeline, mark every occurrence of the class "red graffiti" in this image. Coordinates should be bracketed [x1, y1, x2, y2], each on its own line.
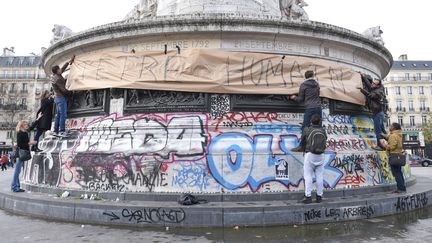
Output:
[213, 112, 283, 131]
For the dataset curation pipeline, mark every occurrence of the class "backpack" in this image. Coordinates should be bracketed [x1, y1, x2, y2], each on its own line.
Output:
[306, 128, 327, 154]
[178, 193, 207, 206]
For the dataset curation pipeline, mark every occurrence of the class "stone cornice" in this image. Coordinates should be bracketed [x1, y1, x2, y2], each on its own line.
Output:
[43, 14, 393, 77]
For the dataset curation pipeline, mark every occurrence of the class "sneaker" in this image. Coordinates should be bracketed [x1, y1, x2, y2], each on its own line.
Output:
[13, 189, 25, 193]
[301, 196, 312, 204]
[291, 146, 305, 152]
[316, 195, 322, 203]
[56, 132, 69, 138]
[393, 190, 406, 194]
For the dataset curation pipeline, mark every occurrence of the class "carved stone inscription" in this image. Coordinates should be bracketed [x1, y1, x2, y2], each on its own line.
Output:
[129, 39, 220, 52]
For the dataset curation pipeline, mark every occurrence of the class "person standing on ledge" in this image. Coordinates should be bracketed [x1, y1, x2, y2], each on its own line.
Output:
[289, 70, 322, 152]
[381, 123, 406, 193]
[51, 55, 75, 137]
[358, 73, 386, 150]
[300, 114, 327, 204]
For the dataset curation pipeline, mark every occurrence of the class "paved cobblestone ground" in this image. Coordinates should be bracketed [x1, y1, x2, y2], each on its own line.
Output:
[0, 167, 431, 243]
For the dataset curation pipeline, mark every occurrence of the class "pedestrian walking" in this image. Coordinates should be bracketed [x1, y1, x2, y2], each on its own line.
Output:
[0, 154, 8, 171]
[300, 114, 327, 204]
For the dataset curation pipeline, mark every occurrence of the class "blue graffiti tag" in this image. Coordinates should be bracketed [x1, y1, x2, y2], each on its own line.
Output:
[207, 133, 342, 191]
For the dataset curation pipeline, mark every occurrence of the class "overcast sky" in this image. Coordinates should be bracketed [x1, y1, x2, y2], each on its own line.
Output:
[0, 0, 430, 60]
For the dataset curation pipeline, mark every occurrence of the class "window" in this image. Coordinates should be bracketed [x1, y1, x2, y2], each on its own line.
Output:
[21, 83, 27, 92]
[407, 86, 412, 95]
[398, 116, 404, 127]
[416, 73, 422, 81]
[21, 98, 27, 106]
[409, 100, 414, 111]
[0, 98, 3, 105]
[419, 86, 424, 95]
[420, 100, 427, 111]
[25, 70, 30, 79]
[7, 131, 13, 139]
[405, 73, 410, 80]
[385, 88, 388, 95]
[422, 116, 428, 125]
[429, 73, 432, 80]
[410, 116, 415, 126]
[396, 100, 403, 111]
[10, 83, 16, 92]
[3, 70, 7, 78]
[409, 136, 418, 141]
[395, 86, 401, 95]
[14, 70, 19, 79]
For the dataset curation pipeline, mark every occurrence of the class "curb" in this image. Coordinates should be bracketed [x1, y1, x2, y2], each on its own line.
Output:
[0, 177, 430, 228]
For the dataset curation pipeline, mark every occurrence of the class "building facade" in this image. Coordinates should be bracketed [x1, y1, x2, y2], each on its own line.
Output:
[383, 55, 432, 155]
[0, 47, 49, 151]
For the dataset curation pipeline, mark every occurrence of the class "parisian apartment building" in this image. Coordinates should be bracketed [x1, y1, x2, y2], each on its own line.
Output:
[0, 47, 49, 152]
[383, 54, 432, 155]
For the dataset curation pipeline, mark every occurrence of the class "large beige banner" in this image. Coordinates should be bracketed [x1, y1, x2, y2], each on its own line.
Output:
[68, 49, 365, 105]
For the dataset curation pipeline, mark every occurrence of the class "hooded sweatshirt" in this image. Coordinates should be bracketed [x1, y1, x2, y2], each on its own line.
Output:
[294, 79, 321, 109]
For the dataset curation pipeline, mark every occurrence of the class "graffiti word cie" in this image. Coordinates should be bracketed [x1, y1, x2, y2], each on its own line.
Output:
[103, 208, 186, 224]
[395, 193, 428, 212]
[304, 206, 375, 222]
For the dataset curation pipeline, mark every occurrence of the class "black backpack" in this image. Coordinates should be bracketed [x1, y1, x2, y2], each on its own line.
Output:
[178, 193, 207, 206]
[306, 128, 327, 154]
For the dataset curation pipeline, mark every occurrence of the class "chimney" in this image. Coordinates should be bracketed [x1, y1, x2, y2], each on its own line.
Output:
[398, 54, 408, 61]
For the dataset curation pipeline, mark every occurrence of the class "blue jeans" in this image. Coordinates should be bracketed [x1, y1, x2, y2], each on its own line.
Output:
[373, 112, 387, 149]
[302, 107, 322, 131]
[11, 158, 23, 192]
[54, 96, 68, 133]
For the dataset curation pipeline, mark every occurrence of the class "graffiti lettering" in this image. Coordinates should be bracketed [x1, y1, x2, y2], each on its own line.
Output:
[304, 206, 374, 222]
[395, 193, 428, 212]
[75, 114, 208, 160]
[103, 208, 186, 224]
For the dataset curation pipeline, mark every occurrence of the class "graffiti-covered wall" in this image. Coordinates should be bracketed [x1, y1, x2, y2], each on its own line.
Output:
[22, 99, 411, 193]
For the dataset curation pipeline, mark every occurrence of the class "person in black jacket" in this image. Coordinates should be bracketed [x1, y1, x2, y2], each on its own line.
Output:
[290, 70, 322, 152]
[11, 121, 37, 192]
[359, 74, 387, 150]
[31, 91, 54, 152]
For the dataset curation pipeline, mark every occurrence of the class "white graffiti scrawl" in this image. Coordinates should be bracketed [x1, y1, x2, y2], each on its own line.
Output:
[74, 113, 208, 160]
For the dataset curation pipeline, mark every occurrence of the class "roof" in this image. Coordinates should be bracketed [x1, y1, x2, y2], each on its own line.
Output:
[392, 61, 432, 71]
[0, 56, 41, 68]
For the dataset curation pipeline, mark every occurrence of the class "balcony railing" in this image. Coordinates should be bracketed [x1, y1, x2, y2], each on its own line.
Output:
[0, 104, 27, 110]
[396, 107, 406, 112]
[0, 74, 47, 80]
[385, 76, 432, 82]
[420, 107, 430, 112]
